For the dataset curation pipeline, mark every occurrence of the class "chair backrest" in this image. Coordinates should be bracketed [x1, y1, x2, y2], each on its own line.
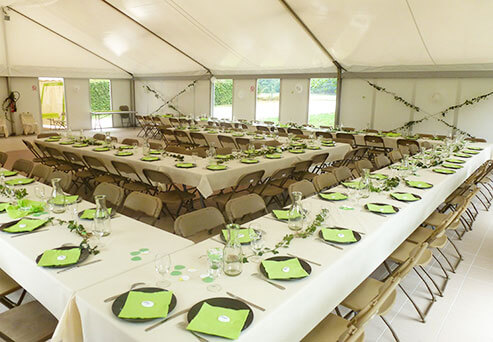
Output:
[388, 150, 403, 163]
[236, 170, 265, 189]
[47, 171, 72, 192]
[313, 173, 338, 192]
[93, 182, 125, 209]
[465, 137, 487, 143]
[374, 154, 391, 169]
[45, 146, 65, 161]
[123, 192, 162, 224]
[364, 129, 379, 133]
[165, 145, 191, 155]
[256, 126, 270, 132]
[397, 138, 419, 148]
[315, 131, 332, 139]
[0, 151, 7, 167]
[409, 144, 419, 155]
[235, 138, 250, 150]
[364, 135, 384, 146]
[62, 151, 85, 167]
[190, 132, 208, 147]
[174, 130, 193, 145]
[288, 180, 317, 201]
[265, 140, 282, 147]
[341, 127, 355, 132]
[420, 141, 432, 149]
[37, 132, 59, 138]
[335, 132, 356, 146]
[287, 128, 304, 135]
[93, 133, 106, 141]
[355, 159, 374, 176]
[121, 138, 139, 146]
[269, 166, 295, 182]
[82, 155, 111, 173]
[11, 159, 34, 176]
[334, 166, 353, 182]
[398, 145, 410, 155]
[111, 160, 143, 181]
[311, 152, 330, 166]
[225, 193, 267, 224]
[174, 207, 226, 238]
[218, 135, 238, 149]
[418, 133, 434, 139]
[30, 164, 52, 183]
[148, 140, 164, 150]
[22, 139, 42, 160]
[142, 169, 173, 187]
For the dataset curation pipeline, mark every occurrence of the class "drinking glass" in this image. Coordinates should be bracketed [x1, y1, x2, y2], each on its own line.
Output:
[206, 248, 223, 292]
[154, 253, 171, 287]
[34, 185, 47, 203]
[92, 219, 106, 248]
[249, 230, 264, 263]
[5, 184, 15, 205]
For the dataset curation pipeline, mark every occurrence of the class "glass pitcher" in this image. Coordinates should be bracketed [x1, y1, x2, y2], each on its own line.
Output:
[49, 178, 66, 214]
[104, 131, 112, 146]
[94, 195, 111, 236]
[223, 224, 243, 276]
[288, 191, 305, 232]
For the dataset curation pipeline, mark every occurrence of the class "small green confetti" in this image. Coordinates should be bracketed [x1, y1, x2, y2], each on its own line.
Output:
[170, 271, 182, 276]
[130, 251, 140, 256]
[139, 248, 149, 252]
[131, 256, 142, 261]
[174, 265, 186, 270]
[33, 212, 48, 217]
[202, 277, 214, 283]
[339, 206, 355, 210]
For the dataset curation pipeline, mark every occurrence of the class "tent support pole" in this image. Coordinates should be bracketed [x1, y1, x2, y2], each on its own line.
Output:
[6, 6, 133, 78]
[335, 67, 343, 126]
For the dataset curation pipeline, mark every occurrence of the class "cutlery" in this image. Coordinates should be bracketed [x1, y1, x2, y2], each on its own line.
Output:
[178, 322, 209, 342]
[226, 291, 266, 311]
[251, 273, 286, 290]
[316, 237, 344, 250]
[145, 308, 190, 332]
[10, 228, 49, 238]
[287, 253, 321, 267]
[104, 282, 146, 303]
[57, 259, 102, 274]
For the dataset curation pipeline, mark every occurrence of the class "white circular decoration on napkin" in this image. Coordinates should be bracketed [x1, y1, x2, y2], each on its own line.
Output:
[238, 233, 244, 238]
[337, 233, 345, 238]
[282, 266, 290, 273]
[19, 224, 26, 228]
[218, 315, 230, 323]
[141, 301, 154, 308]
[57, 255, 67, 261]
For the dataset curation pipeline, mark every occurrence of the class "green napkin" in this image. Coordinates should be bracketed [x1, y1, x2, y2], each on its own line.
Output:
[7, 200, 44, 219]
[93, 147, 110, 152]
[261, 258, 309, 279]
[119, 145, 134, 150]
[207, 130, 218, 134]
[149, 149, 162, 155]
[467, 147, 483, 151]
[73, 143, 88, 148]
[319, 192, 348, 201]
[118, 291, 173, 319]
[176, 163, 195, 168]
[240, 158, 259, 164]
[434, 168, 455, 174]
[141, 156, 160, 161]
[45, 138, 60, 142]
[272, 210, 301, 220]
[386, 132, 401, 137]
[446, 159, 465, 164]
[393, 165, 409, 170]
[222, 228, 254, 244]
[115, 151, 133, 156]
[0, 202, 9, 211]
[59, 141, 74, 145]
[215, 155, 230, 159]
[187, 302, 249, 340]
[0, 170, 17, 177]
[407, 180, 432, 189]
[463, 150, 479, 155]
[442, 163, 462, 169]
[5, 178, 34, 185]
[366, 203, 396, 214]
[391, 193, 419, 201]
[50, 195, 79, 205]
[207, 165, 227, 170]
[342, 181, 365, 189]
[80, 208, 112, 219]
[454, 153, 471, 158]
[289, 149, 305, 154]
[321, 228, 357, 243]
[37, 248, 81, 267]
[4, 218, 48, 233]
[265, 154, 282, 159]
[370, 173, 388, 180]
[233, 133, 244, 137]
[290, 143, 303, 147]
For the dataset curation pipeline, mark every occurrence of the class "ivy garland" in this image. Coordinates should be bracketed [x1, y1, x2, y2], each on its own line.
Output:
[143, 80, 197, 115]
[367, 81, 421, 113]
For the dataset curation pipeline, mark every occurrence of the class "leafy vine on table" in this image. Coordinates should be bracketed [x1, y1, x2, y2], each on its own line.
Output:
[54, 218, 100, 255]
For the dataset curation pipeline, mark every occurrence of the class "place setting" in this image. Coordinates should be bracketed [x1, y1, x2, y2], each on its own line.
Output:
[318, 227, 362, 247]
[0, 218, 50, 238]
[36, 244, 101, 274]
[363, 202, 399, 216]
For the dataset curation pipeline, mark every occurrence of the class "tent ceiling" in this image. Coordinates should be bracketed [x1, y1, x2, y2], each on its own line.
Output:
[1, 0, 493, 77]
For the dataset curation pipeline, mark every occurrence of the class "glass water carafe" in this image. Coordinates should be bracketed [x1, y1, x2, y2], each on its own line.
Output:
[94, 195, 111, 236]
[288, 191, 305, 232]
[223, 224, 243, 276]
[49, 178, 66, 214]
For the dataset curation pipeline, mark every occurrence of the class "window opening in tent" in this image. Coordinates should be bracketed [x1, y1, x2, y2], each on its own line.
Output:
[90, 79, 113, 129]
[212, 79, 233, 120]
[39, 77, 66, 130]
[308, 78, 337, 127]
[256, 79, 280, 124]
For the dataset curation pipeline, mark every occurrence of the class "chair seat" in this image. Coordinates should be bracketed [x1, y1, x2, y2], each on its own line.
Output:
[389, 241, 432, 265]
[0, 301, 58, 342]
[253, 184, 284, 197]
[94, 174, 117, 184]
[212, 191, 245, 206]
[407, 227, 433, 244]
[157, 190, 194, 204]
[301, 313, 364, 342]
[342, 277, 397, 316]
[123, 182, 149, 192]
[75, 170, 93, 178]
[430, 234, 448, 249]
[0, 270, 20, 295]
[56, 164, 74, 172]
[424, 211, 452, 227]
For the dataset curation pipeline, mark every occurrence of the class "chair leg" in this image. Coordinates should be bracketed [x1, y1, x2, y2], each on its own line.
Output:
[398, 284, 426, 323]
[380, 315, 400, 342]
[419, 265, 443, 297]
[437, 247, 456, 273]
[413, 267, 436, 302]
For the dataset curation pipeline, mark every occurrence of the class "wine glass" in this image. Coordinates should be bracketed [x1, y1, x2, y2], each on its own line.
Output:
[154, 253, 171, 287]
[206, 248, 223, 292]
[34, 186, 47, 203]
[249, 230, 264, 263]
[5, 184, 15, 205]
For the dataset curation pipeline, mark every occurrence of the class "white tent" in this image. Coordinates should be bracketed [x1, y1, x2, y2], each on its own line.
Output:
[2, 0, 493, 78]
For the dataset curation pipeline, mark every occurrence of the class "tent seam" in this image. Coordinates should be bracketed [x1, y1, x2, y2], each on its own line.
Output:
[404, 0, 437, 65]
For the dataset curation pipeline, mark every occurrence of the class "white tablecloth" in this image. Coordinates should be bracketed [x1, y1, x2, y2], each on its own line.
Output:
[0, 178, 193, 341]
[73, 144, 491, 341]
[36, 140, 351, 198]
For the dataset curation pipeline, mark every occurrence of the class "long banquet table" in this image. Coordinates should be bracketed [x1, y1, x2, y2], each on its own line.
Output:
[0, 177, 193, 341]
[36, 139, 351, 198]
[64, 144, 491, 341]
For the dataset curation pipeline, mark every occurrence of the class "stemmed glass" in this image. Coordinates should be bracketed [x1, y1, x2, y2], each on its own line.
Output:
[34, 186, 48, 208]
[154, 253, 171, 287]
[249, 229, 264, 263]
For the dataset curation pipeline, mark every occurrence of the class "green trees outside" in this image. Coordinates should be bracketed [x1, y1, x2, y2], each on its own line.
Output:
[90, 79, 111, 111]
[214, 79, 233, 106]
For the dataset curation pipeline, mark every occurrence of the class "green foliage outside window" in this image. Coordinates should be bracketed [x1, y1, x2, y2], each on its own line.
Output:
[90, 79, 111, 112]
[214, 79, 233, 106]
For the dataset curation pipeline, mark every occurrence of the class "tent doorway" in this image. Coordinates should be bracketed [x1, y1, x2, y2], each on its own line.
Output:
[39, 77, 66, 130]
